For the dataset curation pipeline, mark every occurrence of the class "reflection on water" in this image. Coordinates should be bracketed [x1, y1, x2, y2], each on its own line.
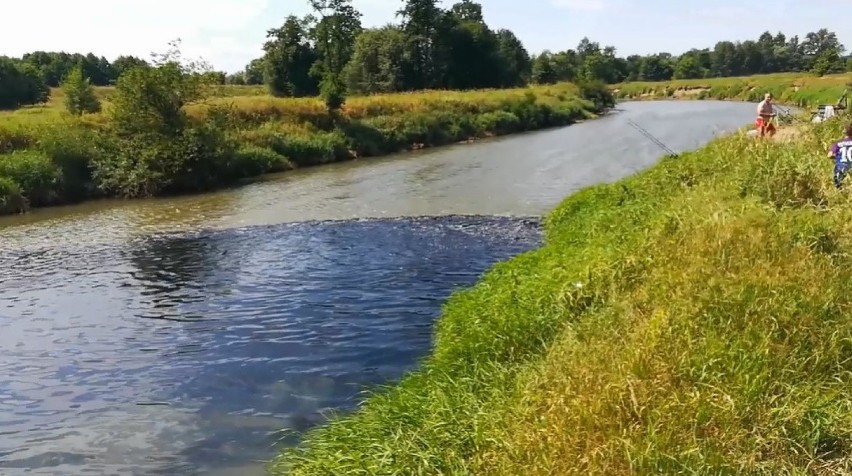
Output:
[0, 216, 541, 475]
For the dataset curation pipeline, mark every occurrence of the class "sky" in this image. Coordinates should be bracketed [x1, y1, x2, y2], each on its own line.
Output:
[2, 0, 850, 74]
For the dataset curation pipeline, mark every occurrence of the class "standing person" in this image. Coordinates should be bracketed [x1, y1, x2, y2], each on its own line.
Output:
[828, 124, 852, 189]
[756, 93, 777, 138]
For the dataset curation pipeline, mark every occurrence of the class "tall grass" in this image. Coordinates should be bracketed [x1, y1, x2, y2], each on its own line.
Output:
[271, 113, 852, 474]
[0, 82, 599, 215]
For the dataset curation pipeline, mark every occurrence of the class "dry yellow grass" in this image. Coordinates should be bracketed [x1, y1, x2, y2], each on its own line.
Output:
[1, 82, 582, 129]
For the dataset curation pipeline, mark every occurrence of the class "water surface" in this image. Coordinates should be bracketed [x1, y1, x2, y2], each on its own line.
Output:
[0, 101, 758, 474]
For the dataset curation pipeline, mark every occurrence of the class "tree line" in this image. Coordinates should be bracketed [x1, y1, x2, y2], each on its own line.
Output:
[0, 0, 848, 111]
[249, 0, 848, 96]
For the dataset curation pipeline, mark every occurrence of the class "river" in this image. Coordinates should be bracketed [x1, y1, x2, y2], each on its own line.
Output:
[0, 100, 757, 475]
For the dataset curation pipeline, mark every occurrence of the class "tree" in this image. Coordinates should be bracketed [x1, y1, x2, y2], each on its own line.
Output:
[110, 40, 212, 136]
[531, 52, 557, 84]
[639, 54, 674, 81]
[95, 41, 233, 198]
[309, 0, 363, 111]
[398, 0, 445, 89]
[802, 28, 845, 56]
[226, 73, 247, 85]
[345, 26, 409, 94]
[244, 58, 265, 85]
[673, 55, 705, 79]
[582, 46, 624, 83]
[262, 15, 319, 97]
[711, 41, 741, 77]
[442, 3, 505, 90]
[112, 55, 149, 79]
[0, 58, 49, 110]
[812, 49, 845, 76]
[62, 63, 101, 115]
[494, 29, 531, 86]
[450, 0, 483, 22]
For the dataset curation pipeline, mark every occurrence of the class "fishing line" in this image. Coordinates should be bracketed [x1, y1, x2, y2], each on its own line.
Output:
[626, 118, 678, 157]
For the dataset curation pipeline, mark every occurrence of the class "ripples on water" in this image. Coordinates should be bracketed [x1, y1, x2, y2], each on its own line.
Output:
[0, 216, 541, 475]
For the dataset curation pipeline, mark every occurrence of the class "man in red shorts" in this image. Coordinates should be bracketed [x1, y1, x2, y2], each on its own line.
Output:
[756, 92, 777, 138]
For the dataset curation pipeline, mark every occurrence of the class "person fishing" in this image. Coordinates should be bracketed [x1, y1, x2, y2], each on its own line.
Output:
[827, 123, 852, 189]
[755, 92, 777, 138]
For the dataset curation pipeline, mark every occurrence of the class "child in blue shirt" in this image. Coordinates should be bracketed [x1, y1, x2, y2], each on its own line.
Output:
[828, 124, 852, 189]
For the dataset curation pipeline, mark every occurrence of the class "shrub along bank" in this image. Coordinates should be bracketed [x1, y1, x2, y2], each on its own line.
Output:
[613, 71, 852, 108]
[0, 74, 611, 215]
[270, 110, 852, 474]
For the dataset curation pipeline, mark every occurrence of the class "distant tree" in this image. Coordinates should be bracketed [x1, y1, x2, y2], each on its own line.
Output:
[531, 52, 557, 84]
[639, 54, 674, 81]
[226, 73, 247, 85]
[309, 0, 363, 111]
[494, 29, 531, 86]
[110, 40, 212, 136]
[398, 0, 445, 89]
[812, 49, 845, 76]
[112, 55, 149, 79]
[673, 55, 705, 79]
[62, 63, 101, 115]
[6, 19, 851, 97]
[244, 58, 265, 85]
[262, 15, 319, 97]
[0, 58, 49, 110]
[345, 26, 409, 94]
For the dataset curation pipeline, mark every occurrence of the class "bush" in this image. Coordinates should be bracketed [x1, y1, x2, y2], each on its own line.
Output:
[0, 150, 61, 206]
[241, 127, 350, 166]
[91, 121, 236, 197]
[0, 124, 35, 153]
[36, 124, 108, 201]
[475, 111, 521, 135]
[62, 65, 102, 115]
[231, 145, 293, 177]
[0, 176, 26, 214]
[577, 79, 615, 110]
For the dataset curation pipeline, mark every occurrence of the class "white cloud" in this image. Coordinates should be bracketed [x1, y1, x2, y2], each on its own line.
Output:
[551, 0, 606, 11]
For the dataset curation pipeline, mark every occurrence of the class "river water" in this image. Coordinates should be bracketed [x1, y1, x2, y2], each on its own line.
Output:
[0, 101, 757, 475]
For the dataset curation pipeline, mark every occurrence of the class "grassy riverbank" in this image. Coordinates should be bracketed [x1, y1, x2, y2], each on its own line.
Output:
[0, 82, 606, 216]
[271, 109, 852, 473]
[613, 71, 852, 108]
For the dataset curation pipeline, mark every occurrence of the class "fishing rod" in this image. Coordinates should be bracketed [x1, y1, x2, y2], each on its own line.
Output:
[626, 118, 678, 157]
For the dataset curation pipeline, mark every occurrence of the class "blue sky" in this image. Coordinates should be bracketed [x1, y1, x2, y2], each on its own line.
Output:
[2, 0, 848, 73]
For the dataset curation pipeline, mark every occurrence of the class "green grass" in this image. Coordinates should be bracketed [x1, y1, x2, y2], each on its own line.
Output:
[270, 106, 852, 474]
[612, 72, 852, 109]
[0, 82, 601, 215]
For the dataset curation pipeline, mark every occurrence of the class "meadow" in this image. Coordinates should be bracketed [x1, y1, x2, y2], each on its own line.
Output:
[269, 82, 852, 474]
[613, 71, 852, 109]
[0, 82, 602, 215]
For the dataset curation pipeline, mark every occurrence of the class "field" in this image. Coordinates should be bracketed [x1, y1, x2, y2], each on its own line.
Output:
[613, 71, 852, 110]
[269, 82, 852, 474]
[0, 82, 602, 215]
[0, 84, 269, 126]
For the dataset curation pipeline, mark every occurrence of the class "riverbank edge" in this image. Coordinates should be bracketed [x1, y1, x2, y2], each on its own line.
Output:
[609, 73, 849, 114]
[612, 86, 807, 116]
[0, 85, 612, 218]
[268, 82, 844, 476]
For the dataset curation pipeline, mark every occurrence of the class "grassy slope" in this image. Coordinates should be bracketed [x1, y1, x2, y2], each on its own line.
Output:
[0, 83, 598, 215]
[271, 84, 852, 474]
[613, 71, 852, 109]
